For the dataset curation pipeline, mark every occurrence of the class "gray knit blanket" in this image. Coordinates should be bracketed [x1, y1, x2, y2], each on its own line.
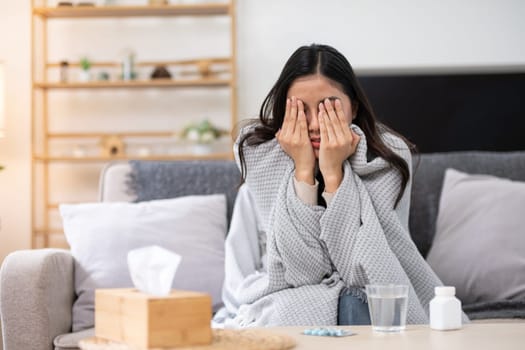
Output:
[231, 125, 451, 327]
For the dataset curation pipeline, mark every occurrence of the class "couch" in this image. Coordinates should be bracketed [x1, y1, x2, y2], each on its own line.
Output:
[1, 151, 525, 350]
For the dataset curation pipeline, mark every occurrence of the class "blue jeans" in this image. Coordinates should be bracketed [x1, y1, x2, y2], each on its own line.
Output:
[338, 286, 371, 325]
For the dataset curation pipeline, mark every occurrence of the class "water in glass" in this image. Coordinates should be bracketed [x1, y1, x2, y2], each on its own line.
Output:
[366, 284, 408, 332]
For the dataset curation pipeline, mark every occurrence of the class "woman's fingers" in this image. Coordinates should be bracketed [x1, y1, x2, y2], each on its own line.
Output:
[287, 96, 298, 136]
[319, 102, 336, 142]
[324, 98, 349, 142]
[319, 107, 328, 144]
[335, 98, 354, 141]
[297, 99, 308, 140]
[280, 96, 296, 139]
[278, 97, 310, 154]
[278, 97, 316, 176]
[334, 98, 350, 129]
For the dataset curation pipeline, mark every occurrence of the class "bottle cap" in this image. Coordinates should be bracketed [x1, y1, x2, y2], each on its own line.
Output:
[435, 286, 456, 296]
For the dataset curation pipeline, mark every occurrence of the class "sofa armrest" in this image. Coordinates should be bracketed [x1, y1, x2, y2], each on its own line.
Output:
[1, 249, 75, 350]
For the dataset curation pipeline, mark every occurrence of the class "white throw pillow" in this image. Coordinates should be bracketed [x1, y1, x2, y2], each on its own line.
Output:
[60, 194, 227, 332]
[426, 168, 525, 305]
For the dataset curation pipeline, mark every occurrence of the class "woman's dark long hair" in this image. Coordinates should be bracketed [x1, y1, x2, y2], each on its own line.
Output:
[238, 44, 414, 207]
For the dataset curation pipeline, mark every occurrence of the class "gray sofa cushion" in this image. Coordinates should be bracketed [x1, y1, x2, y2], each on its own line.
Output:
[464, 300, 525, 320]
[409, 151, 525, 258]
[127, 160, 240, 225]
[426, 169, 525, 305]
[409, 151, 525, 321]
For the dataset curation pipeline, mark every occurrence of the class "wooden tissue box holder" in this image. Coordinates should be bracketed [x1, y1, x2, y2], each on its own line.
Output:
[95, 288, 212, 348]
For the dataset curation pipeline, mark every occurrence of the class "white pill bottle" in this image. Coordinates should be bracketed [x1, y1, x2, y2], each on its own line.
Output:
[429, 286, 462, 330]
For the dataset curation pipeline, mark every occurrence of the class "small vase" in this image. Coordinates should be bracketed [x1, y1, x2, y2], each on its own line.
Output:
[192, 143, 212, 155]
[79, 70, 91, 82]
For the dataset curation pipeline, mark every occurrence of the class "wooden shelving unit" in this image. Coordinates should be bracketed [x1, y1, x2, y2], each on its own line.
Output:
[33, 78, 232, 89]
[33, 4, 230, 18]
[31, 0, 237, 248]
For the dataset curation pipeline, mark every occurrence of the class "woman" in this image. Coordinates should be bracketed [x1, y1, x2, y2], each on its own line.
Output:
[217, 44, 455, 328]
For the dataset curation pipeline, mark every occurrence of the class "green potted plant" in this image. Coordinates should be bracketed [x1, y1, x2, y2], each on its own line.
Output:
[79, 56, 92, 82]
[182, 119, 222, 154]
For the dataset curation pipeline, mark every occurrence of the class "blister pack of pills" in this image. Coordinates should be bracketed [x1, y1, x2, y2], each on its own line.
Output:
[302, 328, 355, 337]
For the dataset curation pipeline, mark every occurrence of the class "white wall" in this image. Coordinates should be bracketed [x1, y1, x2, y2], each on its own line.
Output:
[1, 0, 524, 261]
[236, 0, 525, 120]
[0, 0, 32, 261]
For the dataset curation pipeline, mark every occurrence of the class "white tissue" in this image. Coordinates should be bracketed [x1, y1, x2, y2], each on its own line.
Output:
[127, 245, 182, 296]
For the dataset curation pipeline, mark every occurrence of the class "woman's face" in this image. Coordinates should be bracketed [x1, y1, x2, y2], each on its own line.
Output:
[287, 74, 354, 158]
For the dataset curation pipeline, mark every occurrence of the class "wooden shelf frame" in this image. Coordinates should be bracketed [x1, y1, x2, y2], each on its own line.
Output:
[34, 228, 63, 236]
[47, 131, 175, 138]
[33, 77, 232, 89]
[33, 3, 232, 18]
[46, 130, 230, 138]
[31, 0, 238, 248]
[45, 57, 231, 68]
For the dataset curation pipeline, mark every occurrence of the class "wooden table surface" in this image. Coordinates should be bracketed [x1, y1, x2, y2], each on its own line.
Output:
[80, 322, 525, 350]
[269, 322, 525, 350]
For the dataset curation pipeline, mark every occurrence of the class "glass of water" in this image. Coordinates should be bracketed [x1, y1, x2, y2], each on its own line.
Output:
[365, 284, 409, 332]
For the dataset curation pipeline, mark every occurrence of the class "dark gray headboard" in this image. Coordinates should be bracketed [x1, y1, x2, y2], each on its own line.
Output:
[357, 71, 525, 152]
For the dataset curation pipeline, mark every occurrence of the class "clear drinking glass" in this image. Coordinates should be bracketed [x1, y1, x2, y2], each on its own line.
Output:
[365, 284, 409, 332]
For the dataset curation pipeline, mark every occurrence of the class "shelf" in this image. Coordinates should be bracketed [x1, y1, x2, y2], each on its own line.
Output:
[46, 57, 231, 68]
[47, 131, 175, 138]
[33, 78, 232, 89]
[33, 153, 233, 162]
[46, 130, 230, 138]
[33, 4, 231, 18]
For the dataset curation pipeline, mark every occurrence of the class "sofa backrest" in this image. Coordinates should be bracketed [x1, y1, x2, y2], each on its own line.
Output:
[99, 151, 525, 257]
[99, 162, 136, 202]
[410, 151, 525, 257]
[101, 160, 241, 226]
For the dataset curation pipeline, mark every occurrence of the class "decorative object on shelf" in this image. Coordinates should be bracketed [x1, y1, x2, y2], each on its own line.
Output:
[72, 145, 87, 158]
[182, 119, 222, 144]
[98, 71, 110, 81]
[57, 1, 74, 6]
[179, 58, 230, 79]
[59, 60, 69, 83]
[79, 57, 92, 82]
[149, 0, 169, 4]
[150, 65, 172, 79]
[185, 0, 218, 4]
[77, 2, 96, 6]
[100, 135, 125, 157]
[197, 60, 212, 77]
[179, 0, 213, 3]
[120, 48, 136, 81]
[137, 146, 152, 157]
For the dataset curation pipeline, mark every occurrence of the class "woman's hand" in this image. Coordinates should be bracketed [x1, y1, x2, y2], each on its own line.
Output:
[276, 96, 316, 184]
[318, 98, 360, 192]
